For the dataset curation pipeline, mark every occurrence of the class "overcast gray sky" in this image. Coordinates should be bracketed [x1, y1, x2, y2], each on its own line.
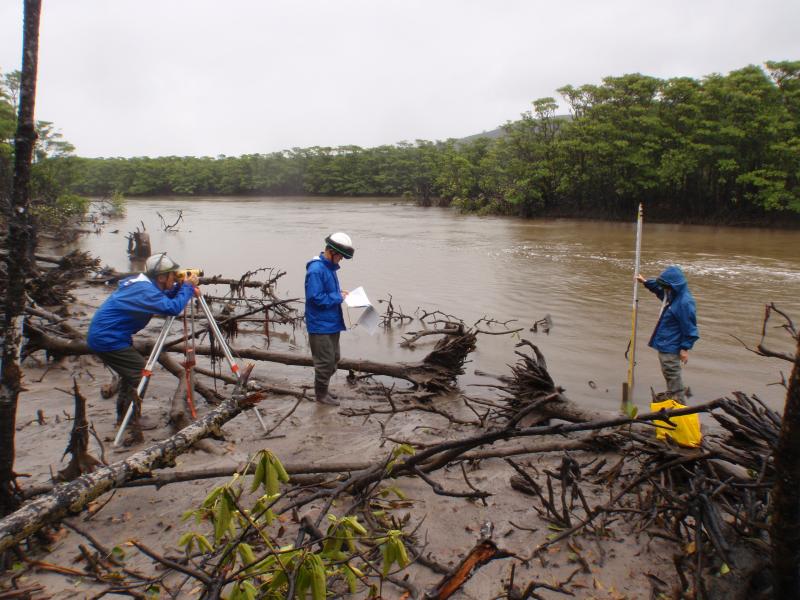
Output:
[1, 0, 798, 158]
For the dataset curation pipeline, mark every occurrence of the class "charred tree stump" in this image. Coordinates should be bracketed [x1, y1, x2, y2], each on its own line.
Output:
[126, 225, 150, 258]
[56, 380, 103, 481]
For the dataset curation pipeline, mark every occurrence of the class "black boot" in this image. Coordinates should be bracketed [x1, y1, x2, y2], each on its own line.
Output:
[315, 382, 340, 406]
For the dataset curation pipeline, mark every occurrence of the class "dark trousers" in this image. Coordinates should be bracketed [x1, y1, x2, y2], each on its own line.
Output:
[96, 346, 145, 422]
[658, 351, 684, 401]
[309, 332, 340, 389]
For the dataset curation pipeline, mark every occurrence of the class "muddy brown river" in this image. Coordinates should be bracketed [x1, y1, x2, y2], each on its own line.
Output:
[79, 196, 800, 413]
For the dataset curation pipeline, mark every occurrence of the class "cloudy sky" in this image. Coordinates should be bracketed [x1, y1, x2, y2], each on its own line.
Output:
[1, 0, 798, 158]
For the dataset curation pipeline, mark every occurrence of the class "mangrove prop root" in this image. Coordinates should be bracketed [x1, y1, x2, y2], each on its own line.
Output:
[56, 380, 104, 482]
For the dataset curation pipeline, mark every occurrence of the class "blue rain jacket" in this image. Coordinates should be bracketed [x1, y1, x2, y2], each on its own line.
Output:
[87, 273, 195, 352]
[644, 265, 699, 354]
[305, 254, 346, 334]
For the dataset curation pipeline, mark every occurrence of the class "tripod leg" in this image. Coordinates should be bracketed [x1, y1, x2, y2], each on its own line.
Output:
[113, 317, 175, 447]
[193, 292, 269, 432]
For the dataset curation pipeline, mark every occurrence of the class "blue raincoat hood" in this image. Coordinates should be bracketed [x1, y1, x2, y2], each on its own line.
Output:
[657, 265, 689, 298]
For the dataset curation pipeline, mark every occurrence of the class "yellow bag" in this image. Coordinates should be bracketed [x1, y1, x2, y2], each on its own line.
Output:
[650, 399, 702, 448]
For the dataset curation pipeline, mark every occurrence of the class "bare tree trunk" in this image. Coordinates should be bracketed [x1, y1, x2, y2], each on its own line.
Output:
[129, 231, 151, 257]
[0, 0, 41, 524]
[770, 334, 800, 598]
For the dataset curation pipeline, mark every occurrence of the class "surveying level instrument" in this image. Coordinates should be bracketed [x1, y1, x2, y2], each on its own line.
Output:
[176, 268, 204, 281]
[113, 287, 267, 447]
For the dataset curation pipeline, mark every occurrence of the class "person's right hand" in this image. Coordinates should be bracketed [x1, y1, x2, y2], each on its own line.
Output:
[341, 289, 349, 299]
[186, 272, 200, 286]
[636, 274, 646, 283]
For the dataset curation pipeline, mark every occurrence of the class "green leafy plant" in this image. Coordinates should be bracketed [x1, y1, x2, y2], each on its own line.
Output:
[171, 448, 413, 598]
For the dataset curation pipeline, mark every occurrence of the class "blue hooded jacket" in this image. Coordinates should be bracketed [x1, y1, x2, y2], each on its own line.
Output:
[87, 274, 195, 352]
[305, 254, 346, 334]
[644, 265, 699, 354]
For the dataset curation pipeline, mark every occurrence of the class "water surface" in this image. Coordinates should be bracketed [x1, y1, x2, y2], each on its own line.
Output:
[79, 196, 800, 412]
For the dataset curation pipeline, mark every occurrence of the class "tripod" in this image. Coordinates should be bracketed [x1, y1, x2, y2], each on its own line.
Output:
[113, 288, 268, 447]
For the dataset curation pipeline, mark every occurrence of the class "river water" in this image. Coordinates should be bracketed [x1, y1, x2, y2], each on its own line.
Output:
[79, 196, 800, 413]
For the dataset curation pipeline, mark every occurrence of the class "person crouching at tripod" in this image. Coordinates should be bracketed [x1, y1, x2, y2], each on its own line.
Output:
[305, 232, 355, 406]
[88, 253, 200, 442]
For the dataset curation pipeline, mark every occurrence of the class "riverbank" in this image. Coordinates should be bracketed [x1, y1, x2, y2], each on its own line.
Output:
[85, 191, 800, 228]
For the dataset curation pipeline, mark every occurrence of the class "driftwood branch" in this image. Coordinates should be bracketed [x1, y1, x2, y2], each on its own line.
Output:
[425, 539, 513, 599]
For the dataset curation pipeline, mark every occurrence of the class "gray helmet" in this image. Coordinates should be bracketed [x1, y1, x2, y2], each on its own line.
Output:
[145, 253, 180, 276]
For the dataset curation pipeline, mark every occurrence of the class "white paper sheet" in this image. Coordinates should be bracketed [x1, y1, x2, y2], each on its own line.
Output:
[344, 286, 371, 308]
[356, 305, 380, 335]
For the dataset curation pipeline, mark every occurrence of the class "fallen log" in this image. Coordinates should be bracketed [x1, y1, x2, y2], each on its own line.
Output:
[0, 249, 98, 271]
[22, 437, 593, 499]
[199, 273, 285, 290]
[26, 327, 475, 392]
[172, 336, 474, 392]
[0, 391, 264, 553]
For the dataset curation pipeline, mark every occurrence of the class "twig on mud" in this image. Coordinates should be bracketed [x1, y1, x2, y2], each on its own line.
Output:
[261, 397, 302, 437]
[130, 540, 212, 586]
[411, 466, 491, 500]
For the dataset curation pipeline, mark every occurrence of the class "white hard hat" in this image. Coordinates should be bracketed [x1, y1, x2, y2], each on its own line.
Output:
[325, 232, 354, 259]
[145, 253, 180, 276]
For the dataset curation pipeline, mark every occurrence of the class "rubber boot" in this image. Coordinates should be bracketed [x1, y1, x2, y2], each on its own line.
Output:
[116, 382, 133, 426]
[315, 381, 340, 406]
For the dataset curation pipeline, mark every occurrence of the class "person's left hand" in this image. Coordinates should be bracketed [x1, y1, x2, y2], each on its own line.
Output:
[185, 272, 200, 286]
[679, 349, 689, 364]
[341, 289, 349, 299]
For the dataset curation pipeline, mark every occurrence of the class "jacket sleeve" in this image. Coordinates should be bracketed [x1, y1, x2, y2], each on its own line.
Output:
[114, 283, 195, 316]
[675, 298, 699, 350]
[644, 278, 665, 300]
[305, 270, 342, 308]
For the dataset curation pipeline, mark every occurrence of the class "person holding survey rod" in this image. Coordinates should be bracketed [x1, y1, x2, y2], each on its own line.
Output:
[637, 265, 699, 402]
[304, 232, 355, 406]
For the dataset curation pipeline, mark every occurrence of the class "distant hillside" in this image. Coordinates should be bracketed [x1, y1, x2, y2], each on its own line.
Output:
[458, 126, 506, 143]
[458, 114, 572, 143]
